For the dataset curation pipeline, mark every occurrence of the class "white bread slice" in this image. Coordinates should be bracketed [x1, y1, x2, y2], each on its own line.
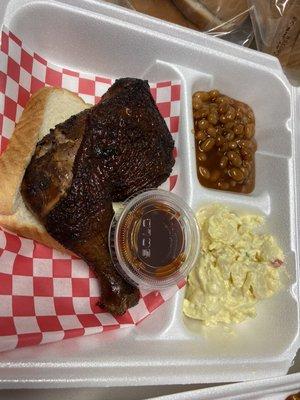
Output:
[0, 87, 91, 252]
[0, 199, 68, 252]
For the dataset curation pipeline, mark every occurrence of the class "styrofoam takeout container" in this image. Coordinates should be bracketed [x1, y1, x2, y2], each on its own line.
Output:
[150, 372, 300, 400]
[0, 0, 300, 388]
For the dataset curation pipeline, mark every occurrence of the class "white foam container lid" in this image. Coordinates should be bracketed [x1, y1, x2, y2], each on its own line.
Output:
[0, 0, 300, 388]
[150, 371, 300, 400]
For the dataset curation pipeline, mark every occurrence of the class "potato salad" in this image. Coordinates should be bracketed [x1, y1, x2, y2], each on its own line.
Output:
[183, 204, 284, 326]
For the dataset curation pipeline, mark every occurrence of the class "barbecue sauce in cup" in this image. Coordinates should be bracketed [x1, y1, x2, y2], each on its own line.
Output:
[109, 190, 200, 289]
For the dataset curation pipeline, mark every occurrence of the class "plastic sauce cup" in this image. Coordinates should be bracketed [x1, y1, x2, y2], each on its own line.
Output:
[109, 189, 200, 289]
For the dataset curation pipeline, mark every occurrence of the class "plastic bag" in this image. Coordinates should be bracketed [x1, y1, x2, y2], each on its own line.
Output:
[249, 0, 300, 83]
[104, 0, 254, 47]
[172, 0, 254, 47]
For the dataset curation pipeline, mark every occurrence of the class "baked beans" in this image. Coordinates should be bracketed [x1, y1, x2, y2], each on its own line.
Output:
[193, 90, 256, 193]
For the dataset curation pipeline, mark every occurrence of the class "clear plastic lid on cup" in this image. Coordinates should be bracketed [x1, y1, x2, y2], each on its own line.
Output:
[109, 189, 200, 289]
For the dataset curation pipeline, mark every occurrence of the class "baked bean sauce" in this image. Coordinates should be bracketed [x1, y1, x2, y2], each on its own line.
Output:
[192, 90, 256, 193]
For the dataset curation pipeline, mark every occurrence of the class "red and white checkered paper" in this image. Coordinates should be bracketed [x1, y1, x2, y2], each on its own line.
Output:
[0, 28, 183, 351]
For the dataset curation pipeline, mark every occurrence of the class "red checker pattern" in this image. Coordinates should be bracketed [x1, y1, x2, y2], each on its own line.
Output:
[4, 96, 17, 121]
[9, 31, 22, 46]
[169, 175, 178, 192]
[2, 232, 21, 253]
[53, 260, 72, 277]
[7, 57, 20, 83]
[0, 317, 16, 335]
[1, 31, 9, 53]
[33, 277, 54, 297]
[170, 116, 179, 133]
[157, 80, 171, 88]
[30, 77, 45, 93]
[54, 297, 75, 315]
[63, 328, 85, 339]
[62, 68, 79, 77]
[0, 71, 7, 93]
[12, 296, 35, 316]
[89, 297, 102, 314]
[79, 78, 95, 95]
[156, 102, 171, 118]
[171, 84, 180, 101]
[72, 278, 90, 297]
[0, 273, 12, 295]
[0, 27, 183, 351]
[46, 67, 62, 87]
[13, 255, 33, 276]
[114, 311, 134, 325]
[143, 291, 164, 314]
[20, 49, 33, 74]
[17, 332, 42, 348]
[77, 314, 101, 328]
[18, 86, 30, 107]
[37, 316, 62, 332]
[33, 243, 53, 259]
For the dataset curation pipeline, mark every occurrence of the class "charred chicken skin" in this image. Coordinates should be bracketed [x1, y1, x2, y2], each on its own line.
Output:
[21, 78, 175, 315]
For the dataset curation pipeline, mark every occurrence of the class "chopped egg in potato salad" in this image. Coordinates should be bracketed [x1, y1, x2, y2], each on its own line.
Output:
[183, 205, 284, 326]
